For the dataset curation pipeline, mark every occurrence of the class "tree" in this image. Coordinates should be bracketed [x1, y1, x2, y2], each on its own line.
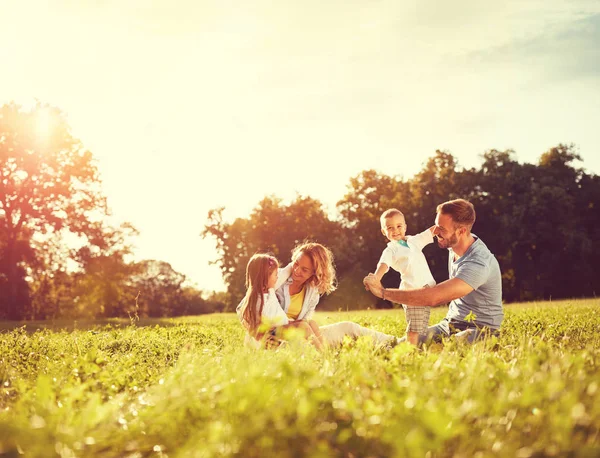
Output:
[410, 150, 461, 214]
[337, 169, 411, 271]
[574, 171, 600, 297]
[203, 195, 351, 308]
[71, 223, 139, 318]
[27, 230, 77, 319]
[0, 102, 108, 319]
[457, 144, 599, 301]
[336, 152, 464, 291]
[204, 146, 600, 308]
[523, 145, 591, 299]
[335, 170, 412, 305]
[131, 260, 186, 317]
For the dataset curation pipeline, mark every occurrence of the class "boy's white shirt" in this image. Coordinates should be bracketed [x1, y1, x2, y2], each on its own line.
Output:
[377, 228, 436, 290]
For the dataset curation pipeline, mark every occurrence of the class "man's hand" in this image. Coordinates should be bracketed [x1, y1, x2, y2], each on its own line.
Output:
[363, 273, 384, 298]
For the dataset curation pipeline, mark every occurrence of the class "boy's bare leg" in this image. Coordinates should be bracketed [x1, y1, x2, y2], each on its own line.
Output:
[404, 304, 430, 346]
[407, 331, 419, 346]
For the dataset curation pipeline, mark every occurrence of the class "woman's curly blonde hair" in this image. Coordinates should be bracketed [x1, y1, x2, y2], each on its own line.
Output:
[291, 242, 337, 295]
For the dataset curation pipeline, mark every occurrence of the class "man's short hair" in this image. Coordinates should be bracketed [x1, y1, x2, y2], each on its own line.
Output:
[380, 208, 404, 227]
[436, 199, 476, 230]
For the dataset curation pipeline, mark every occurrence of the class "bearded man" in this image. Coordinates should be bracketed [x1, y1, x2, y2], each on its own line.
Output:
[364, 199, 503, 344]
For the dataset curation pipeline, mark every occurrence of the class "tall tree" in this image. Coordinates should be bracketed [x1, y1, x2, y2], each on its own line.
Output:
[71, 223, 139, 318]
[0, 102, 108, 319]
[131, 260, 186, 317]
[574, 172, 600, 297]
[525, 145, 591, 299]
[408, 150, 470, 283]
[203, 195, 350, 307]
[337, 152, 464, 288]
[336, 169, 412, 290]
[452, 144, 598, 301]
[27, 230, 76, 319]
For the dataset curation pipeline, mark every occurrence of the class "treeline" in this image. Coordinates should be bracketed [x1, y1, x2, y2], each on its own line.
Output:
[0, 102, 225, 320]
[204, 146, 600, 310]
[3, 102, 599, 320]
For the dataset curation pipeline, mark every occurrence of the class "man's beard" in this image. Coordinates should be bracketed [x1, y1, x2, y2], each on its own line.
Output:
[437, 233, 458, 249]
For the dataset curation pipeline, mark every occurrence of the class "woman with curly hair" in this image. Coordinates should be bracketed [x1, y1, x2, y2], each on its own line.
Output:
[237, 242, 399, 349]
[236, 252, 324, 350]
[277, 242, 399, 348]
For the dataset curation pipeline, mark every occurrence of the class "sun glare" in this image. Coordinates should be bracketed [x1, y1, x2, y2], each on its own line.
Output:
[35, 107, 53, 141]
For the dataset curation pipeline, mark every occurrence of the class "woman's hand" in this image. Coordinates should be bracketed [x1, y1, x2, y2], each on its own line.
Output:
[279, 320, 324, 350]
[307, 320, 324, 342]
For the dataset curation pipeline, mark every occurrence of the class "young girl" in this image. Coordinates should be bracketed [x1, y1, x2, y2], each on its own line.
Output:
[236, 253, 323, 349]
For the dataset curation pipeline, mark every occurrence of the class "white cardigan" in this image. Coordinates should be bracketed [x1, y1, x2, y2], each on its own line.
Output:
[236, 262, 322, 347]
[235, 287, 289, 328]
[274, 264, 321, 321]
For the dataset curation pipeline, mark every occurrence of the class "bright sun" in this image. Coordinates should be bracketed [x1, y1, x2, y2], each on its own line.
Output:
[34, 107, 53, 141]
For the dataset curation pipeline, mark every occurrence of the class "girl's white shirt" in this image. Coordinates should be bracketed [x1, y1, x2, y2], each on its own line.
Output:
[236, 262, 321, 348]
[235, 288, 289, 328]
[235, 263, 293, 330]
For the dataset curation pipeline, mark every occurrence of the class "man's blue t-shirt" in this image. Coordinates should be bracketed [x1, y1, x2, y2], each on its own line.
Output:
[446, 235, 503, 330]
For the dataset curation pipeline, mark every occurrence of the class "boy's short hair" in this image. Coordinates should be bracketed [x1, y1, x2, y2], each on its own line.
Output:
[380, 208, 405, 227]
[436, 199, 476, 230]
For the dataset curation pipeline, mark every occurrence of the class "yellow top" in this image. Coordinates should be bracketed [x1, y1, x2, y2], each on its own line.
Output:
[286, 287, 305, 320]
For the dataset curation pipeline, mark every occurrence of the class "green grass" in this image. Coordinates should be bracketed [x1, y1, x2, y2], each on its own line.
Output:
[1, 299, 599, 457]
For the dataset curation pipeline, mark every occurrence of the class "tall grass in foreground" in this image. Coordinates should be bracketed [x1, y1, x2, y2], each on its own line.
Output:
[0, 299, 599, 457]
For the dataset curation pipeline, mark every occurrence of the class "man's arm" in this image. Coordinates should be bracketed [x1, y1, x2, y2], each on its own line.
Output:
[363, 274, 474, 307]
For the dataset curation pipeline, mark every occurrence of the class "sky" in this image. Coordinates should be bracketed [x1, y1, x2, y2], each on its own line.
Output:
[1, 0, 599, 292]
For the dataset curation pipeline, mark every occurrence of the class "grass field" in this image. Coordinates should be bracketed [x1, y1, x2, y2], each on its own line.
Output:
[1, 299, 599, 457]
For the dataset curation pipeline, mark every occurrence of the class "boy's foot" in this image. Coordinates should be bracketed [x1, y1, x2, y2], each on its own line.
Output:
[378, 336, 403, 351]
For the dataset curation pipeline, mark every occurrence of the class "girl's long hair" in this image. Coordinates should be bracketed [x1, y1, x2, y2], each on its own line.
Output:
[240, 253, 279, 334]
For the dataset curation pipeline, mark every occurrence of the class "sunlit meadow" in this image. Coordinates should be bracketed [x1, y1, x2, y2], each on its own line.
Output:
[1, 299, 599, 457]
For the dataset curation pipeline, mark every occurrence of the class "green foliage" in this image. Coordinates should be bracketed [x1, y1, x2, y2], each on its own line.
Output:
[206, 144, 600, 309]
[69, 224, 140, 319]
[0, 102, 109, 319]
[472, 145, 599, 302]
[129, 260, 186, 317]
[4, 102, 600, 322]
[203, 195, 353, 307]
[336, 169, 414, 283]
[0, 102, 213, 321]
[464, 311, 477, 323]
[1, 300, 599, 457]
[318, 265, 380, 311]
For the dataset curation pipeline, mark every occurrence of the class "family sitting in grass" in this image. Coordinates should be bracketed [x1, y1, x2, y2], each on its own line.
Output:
[236, 198, 504, 349]
[236, 244, 399, 350]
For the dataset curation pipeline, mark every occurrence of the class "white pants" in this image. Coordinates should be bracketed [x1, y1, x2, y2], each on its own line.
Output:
[319, 321, 397, 347]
